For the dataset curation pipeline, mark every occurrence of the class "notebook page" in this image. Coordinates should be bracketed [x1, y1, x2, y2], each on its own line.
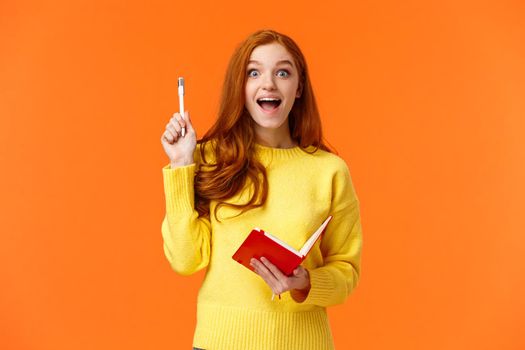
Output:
[299, 216, 333, 256]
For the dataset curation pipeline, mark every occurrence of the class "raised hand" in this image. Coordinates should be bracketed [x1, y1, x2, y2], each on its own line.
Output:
[160, 111, 197, 167]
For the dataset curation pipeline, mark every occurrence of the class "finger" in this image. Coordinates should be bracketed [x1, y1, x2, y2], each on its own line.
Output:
[250, 258, 269, 277]
[169, 117, 183, 134]
[290, 266, 310, 291]
[166, 125, 180, 142]
[167, 121, 181, 136]
[258, 258, 292, 293]
[174, 113, 187, 138]
[292, 267, 308, 286]
[250, 259, 279, 290]
[255, 259, 289, 295]
[173, 112, 187, 129]
[260, 257, 287, 280]
[183, 111, 194, 132]
[184, 110, 191, 123]
[293, 266, 306, 277]
[162, 130, 175, 143]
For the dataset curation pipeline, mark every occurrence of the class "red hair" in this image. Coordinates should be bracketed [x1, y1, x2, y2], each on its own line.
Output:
[195, 29, 334, 221]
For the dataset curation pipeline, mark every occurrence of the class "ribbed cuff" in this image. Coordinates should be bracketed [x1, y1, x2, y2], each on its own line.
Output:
[162, 163, 196, 214]
[302, 267, 335, 306]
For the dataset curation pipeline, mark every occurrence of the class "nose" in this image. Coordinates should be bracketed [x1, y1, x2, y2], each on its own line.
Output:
[261, 73, 276, 90]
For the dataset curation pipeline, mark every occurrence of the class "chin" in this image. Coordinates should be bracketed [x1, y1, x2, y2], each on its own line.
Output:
[252, 117, 288, 130]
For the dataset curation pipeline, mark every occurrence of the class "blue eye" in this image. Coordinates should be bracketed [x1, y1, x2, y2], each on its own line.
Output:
[248, 69, 259, 77]
[277, 70, 290, 78]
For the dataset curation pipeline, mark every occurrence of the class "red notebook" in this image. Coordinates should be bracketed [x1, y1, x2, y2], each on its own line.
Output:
[232, 216, 333, 276]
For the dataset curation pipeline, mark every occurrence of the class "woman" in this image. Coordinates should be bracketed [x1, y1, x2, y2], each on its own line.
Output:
[160, 29, 362, 350]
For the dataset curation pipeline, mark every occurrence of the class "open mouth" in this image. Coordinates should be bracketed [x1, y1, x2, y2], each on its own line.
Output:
[257, 98, 282, 112]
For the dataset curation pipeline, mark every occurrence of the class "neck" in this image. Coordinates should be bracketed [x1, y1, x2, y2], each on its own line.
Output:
[254, 125, 297, 149]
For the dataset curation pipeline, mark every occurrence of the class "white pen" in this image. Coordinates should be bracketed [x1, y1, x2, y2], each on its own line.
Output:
[178, 77, 185, 137]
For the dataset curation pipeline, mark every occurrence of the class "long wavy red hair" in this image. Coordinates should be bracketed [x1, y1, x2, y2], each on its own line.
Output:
[195, 29, 334, 221]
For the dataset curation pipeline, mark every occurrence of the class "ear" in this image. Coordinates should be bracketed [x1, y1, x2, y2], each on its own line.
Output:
[296, 82, 303, 98]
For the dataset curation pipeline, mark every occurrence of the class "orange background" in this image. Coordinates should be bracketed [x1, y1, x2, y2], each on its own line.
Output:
[1, 0, 524, 349]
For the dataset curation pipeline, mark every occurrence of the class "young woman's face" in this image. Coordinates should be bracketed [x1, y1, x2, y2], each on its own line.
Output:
[244, 42, 302, 134]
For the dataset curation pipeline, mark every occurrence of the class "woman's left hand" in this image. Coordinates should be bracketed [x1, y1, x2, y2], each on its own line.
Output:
[250, 257, 311, 299]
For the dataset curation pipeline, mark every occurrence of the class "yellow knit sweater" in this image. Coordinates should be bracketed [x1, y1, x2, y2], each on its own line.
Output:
[161, 142, 362, 350]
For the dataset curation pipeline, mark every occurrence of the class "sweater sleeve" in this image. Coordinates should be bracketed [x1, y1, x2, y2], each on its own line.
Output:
[161, 162, 212, 276]
[294, 160, 363, 307]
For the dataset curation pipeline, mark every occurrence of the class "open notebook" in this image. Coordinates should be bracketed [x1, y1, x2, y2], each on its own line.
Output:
[232, 216, 333, 276]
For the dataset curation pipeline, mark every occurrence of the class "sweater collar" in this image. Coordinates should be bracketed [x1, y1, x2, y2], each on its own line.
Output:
[253, 143, 318, 160]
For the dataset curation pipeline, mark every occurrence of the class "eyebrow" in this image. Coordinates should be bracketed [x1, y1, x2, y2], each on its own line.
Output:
[248, 59, 294, 67]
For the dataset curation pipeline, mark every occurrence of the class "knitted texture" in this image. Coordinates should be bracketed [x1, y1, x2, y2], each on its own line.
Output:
[161, 142, 362, 350]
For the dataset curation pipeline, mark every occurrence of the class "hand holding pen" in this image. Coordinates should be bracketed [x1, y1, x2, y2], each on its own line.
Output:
[160, 76, 197, 168]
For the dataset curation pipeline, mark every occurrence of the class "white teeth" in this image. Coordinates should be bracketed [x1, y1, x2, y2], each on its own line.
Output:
[257, 98, 280, 102]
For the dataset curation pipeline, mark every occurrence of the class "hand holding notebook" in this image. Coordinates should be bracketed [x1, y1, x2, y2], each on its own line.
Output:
[232, 216, 333, 277]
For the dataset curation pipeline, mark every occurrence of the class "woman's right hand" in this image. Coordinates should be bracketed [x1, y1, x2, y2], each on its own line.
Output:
[160, 111, 197, 167]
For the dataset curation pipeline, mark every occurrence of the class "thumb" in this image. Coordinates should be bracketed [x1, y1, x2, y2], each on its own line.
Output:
[184, 110, 191, 123]
[293, 268, 301, 276]
[183, 111, 194, 131]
